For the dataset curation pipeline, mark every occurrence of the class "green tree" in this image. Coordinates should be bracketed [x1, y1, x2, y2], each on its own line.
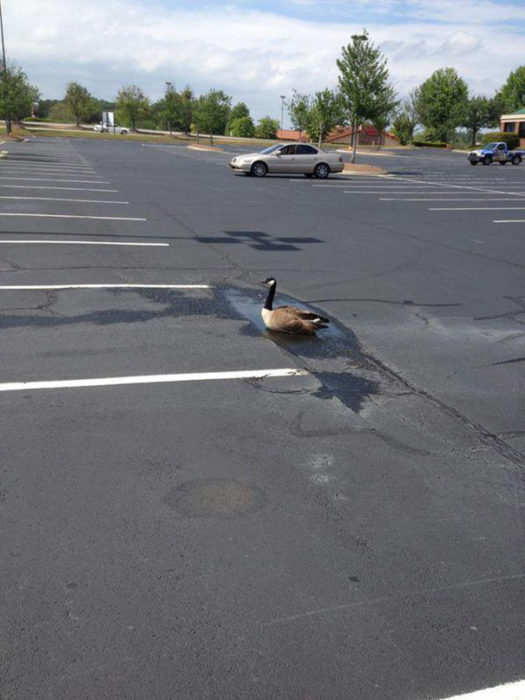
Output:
[460, 95, 501, 146]
[337, 30, 397, 162]
[288, 91, 311, 134]
[416, 67, 468, 142]
[255, 116, 279, 139]
[48, 101, 70, 122]
[498, 66, 525, 113]
[370, 113, 390, 149]
[391, 89, 419, 145]
[228, 102, 250, 123]
[115, 85, 150, 130]
[0, 63, 40, 128]
[392, 111, 414, 145]
[307, 89, 345, 148]
[229, 115, 255, 137]
[158, 83, 180, 134]
[64, 82, 96, 127]
[193, 89, 231, 145]
[179, 86, 193, 133]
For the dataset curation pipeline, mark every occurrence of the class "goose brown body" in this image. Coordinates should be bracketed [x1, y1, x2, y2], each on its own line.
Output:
[261, 278, 330, 335]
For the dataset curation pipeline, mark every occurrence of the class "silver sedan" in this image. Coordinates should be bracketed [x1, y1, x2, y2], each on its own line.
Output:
[229, 143, 344, 178]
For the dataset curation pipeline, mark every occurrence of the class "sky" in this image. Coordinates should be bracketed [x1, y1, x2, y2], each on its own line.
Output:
[4, 0, 525, 124]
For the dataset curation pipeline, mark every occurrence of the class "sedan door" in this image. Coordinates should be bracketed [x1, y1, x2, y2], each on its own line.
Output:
[268, 145, 296, 173]
[294, 144, 319, 173]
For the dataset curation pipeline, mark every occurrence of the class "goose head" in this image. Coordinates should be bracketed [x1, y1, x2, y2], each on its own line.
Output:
[262, 277, 276, 287]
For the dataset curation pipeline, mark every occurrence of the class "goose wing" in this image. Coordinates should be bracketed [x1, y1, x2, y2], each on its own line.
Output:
[277, 306, 330, 324]
[270, 308, 319, 334]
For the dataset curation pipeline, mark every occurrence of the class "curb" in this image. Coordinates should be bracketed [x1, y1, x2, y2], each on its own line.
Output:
[342, 164, 387, 175]
[188, 144, 224, 153]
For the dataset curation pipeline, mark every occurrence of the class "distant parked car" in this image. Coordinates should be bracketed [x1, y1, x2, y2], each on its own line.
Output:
[468, 142, 523, 166]
[229, 143, 344, 178]
[93, 123, 129, 135]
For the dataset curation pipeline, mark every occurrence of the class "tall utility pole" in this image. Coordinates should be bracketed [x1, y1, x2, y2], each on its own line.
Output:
[0, 0, 11, 135]
[280, 95, 286, 132]
[165, 81, 173, 135]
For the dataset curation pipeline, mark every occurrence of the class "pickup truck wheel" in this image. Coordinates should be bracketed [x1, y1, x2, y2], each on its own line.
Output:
[470, 161, 477, 166]
[483, 156, 491, 165]
[512, 155, 521, 165]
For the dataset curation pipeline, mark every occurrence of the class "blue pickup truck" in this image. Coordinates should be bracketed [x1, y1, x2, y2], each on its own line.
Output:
[468, 142, 524, 166]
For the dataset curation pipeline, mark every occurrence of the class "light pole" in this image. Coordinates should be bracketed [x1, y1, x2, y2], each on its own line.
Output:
[0, 0, 11, 135]
[165, 81, 173, 136]
[280, 95, 286, 132]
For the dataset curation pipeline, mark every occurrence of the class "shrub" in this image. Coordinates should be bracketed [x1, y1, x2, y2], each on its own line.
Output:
[412, 140, 448, 148]
[481, 131, 520, 149]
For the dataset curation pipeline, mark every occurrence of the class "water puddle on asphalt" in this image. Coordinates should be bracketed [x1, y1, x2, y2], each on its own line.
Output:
[223, 286, 381, 412]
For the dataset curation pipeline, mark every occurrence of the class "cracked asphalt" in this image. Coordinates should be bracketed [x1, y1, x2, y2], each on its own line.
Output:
[0, 138, 524, 700]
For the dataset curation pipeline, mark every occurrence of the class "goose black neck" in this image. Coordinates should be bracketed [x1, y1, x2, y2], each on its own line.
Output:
[264, 282, 276, 310]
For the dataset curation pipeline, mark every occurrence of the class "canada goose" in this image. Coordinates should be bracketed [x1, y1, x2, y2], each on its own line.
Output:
[261, 277, 330, 335]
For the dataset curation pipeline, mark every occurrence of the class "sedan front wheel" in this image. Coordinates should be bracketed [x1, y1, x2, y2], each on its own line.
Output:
[251, 161, 268, 177]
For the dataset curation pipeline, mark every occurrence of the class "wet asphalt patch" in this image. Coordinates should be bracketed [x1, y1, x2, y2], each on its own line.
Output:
[1, 284, 385, 412]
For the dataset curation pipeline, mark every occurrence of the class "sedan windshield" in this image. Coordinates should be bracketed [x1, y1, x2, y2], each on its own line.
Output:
[260, 144, 283, 154]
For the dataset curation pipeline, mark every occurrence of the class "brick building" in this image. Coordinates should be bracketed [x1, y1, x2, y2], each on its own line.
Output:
[276, 125, 398, 146]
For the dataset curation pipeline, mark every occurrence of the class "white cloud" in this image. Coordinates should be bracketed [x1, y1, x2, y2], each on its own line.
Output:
[4, 0, 524, 119]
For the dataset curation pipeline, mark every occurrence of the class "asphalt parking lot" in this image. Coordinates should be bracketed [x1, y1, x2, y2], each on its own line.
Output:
[0, 138, 524, 700]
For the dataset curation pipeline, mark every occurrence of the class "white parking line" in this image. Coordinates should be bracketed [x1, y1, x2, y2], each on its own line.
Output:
[0, 196, 128, 204]
[380, 198, 525, 202]
[0, 368, 307, 392]
[0, 240, 166, 247]
[382, 175, 525, 198]
[493, 219, 525, 223]
[0, 177, 110, 184]
[439, 679, 525, 699]
[0, 213, 146, 221]
[0, 165, 96, 172]
[429, 207, 525, 211]
[344, 190, 469, 194]
[0, 284, 211, 290]
[1, 185, 119, 192]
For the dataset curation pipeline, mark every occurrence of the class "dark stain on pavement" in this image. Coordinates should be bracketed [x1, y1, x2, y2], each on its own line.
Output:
[165, 478, 267, 519]
[197, 229, 323, 252]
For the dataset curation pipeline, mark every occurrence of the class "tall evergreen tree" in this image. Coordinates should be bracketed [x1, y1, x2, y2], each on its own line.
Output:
[337, 30, 397, 162]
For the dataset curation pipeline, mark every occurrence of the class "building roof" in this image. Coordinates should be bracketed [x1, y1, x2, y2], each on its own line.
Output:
[501, 108, 525, 118]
